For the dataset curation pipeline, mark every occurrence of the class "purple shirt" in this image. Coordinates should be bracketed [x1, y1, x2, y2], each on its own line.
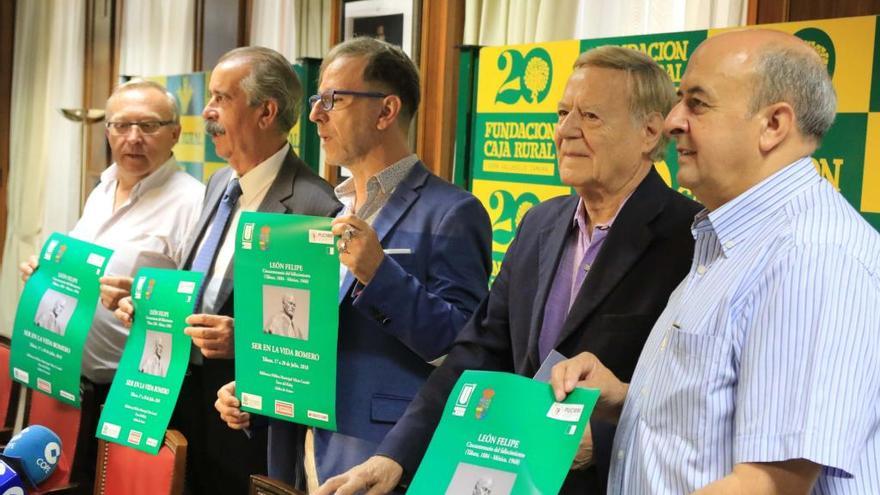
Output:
[537, 196, 627, 361]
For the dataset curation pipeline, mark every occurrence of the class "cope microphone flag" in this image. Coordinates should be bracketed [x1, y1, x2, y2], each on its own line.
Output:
[0, 425, 62, 492]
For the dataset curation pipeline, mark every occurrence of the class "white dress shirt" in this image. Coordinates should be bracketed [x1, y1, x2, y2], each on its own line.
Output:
[197, 143, 288, 315]
[70, 156, 204, 383]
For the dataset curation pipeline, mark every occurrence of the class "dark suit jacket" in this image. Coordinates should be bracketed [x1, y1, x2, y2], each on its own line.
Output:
[267, 162, 492, 486]
[176, 149, 340, 495]
[377, 168, 701, 493]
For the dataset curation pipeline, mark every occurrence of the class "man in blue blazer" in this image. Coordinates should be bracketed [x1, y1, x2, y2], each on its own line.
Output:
[215, 37, 492, 491]
[316, 47, 702, 495]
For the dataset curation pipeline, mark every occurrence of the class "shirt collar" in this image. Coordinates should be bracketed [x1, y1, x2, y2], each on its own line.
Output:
[572, 191, 632, 238]
[100, 155, 178, 200]
[235, 143, 289, 206]
[692, 156, 819, 255]
[333, 154, 419, 209]
[372, 154, 419, 194]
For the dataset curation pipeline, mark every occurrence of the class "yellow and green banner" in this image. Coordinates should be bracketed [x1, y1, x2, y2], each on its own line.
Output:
[467, 16, 880, 277]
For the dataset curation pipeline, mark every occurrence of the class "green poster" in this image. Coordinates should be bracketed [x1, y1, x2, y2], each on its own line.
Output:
[95, 268, 204, 454]
[409, 370, 600, 495]
[10, 233, 113, 406]
[234, 212, 339, 429]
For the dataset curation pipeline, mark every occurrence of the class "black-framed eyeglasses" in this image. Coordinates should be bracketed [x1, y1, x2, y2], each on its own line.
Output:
[105, 120, 175, 135]
[308, 89, 388, 111]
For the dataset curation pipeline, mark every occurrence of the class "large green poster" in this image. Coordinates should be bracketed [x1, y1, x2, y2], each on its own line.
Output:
[96, 268, 203, 454]
[409, 370, 599, 494]
[234, 212, 340, 429]
[10, 233, 112, 406]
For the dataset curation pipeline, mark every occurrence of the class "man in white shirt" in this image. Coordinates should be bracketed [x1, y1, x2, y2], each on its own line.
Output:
[19, 79, 205, 491]
[117, 46, 339, 495]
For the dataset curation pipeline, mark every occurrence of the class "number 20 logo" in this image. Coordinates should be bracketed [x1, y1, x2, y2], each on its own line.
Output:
[494, 47, 554, 105]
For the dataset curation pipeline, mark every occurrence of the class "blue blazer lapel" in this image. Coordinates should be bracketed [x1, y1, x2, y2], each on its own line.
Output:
[338, 162, 429, 303]
[524, 196, 578, 370]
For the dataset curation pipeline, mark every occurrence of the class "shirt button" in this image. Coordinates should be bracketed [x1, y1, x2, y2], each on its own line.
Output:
[640, 387, 647, 397]
[724, 241, 734, 249]
[617, 449, 625, 460]
[696, 264, 707, 275]
[583, 263, 591, 271]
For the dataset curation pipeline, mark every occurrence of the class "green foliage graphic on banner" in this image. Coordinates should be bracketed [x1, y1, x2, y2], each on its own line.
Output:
[10, 233, 112, 407]
[234, 212, 339, 430]
[409, 370, 599, 494]
[96, 268, 203, 454]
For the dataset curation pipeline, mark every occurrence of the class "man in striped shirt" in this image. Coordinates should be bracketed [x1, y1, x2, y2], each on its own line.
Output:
[552, 29, 880, 494]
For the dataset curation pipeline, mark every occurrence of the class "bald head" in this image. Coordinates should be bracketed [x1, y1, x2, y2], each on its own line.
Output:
[665, 29, 837, 210]
[696, 29, 836, 142]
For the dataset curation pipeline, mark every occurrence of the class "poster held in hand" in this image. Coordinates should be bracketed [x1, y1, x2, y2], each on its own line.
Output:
[234, 212, 340, 429]
[96, 268, 203, 454]
[10, 232, 113, 406]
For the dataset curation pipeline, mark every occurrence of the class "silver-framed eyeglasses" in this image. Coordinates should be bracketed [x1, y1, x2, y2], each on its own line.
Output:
[105, 120, 175, 135]
[308, 89, 388, 111]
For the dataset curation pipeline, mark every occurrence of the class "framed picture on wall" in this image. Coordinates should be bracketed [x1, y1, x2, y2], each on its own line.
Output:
[342, 0, 419, 59]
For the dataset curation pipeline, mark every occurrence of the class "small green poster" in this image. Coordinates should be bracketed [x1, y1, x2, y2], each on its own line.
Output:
[409, 370, 600, 494]
[10, 233, 113, 406]
[95, 267, 204, 454]
[234, 212, 339, 429]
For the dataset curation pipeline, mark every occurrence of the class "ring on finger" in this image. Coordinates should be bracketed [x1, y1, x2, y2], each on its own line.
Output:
[342, 227, 358, 242]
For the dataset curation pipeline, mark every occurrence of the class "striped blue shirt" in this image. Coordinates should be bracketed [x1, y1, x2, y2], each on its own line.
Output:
[608, 157, 880, 494]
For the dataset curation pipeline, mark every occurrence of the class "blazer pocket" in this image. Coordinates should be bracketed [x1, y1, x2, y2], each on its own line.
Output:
[370, 393, 413, 424]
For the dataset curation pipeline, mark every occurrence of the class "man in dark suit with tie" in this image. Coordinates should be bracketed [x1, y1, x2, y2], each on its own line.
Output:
[214, 37, 492, 493]
[119, 46, 339, 495]
[316, 46, 702, 495]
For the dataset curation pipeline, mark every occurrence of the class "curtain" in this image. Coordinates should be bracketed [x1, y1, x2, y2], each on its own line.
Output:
[464, 0, 581, 46]
[464, 0, 746, 46]
[250, 0, 331, 61]
[0, 0, 85, 336]
[575, 0, 746, 38]
[118, 0, 195, 76]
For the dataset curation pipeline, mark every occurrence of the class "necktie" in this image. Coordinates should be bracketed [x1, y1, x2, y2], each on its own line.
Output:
[191, 178, 242, 309]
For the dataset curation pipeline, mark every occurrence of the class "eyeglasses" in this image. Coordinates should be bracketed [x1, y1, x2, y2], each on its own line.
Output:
[106, 120, 175, 135]
[308, 89, 388, 111]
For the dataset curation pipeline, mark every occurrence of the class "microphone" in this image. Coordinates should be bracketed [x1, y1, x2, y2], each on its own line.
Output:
[0, 459, 26, 495]
[1, 425, 62, 488]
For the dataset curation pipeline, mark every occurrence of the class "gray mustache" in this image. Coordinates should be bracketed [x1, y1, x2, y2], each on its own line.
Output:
[205, 120, 226, 135]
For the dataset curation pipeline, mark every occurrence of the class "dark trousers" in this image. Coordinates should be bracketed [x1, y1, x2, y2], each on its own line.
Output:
[172, 359, 268, 495]
[78, 377, 111, 495]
